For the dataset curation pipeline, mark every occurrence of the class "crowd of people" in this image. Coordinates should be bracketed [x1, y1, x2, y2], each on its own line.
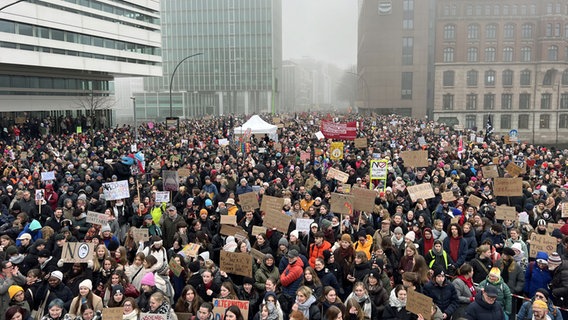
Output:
[0, 112, 567, 320]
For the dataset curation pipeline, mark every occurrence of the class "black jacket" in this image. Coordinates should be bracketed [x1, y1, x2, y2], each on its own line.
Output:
[465, 292, 505, 320]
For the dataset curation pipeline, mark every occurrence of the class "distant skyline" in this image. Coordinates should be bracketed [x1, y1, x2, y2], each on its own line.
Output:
[282, 0, 358, 68]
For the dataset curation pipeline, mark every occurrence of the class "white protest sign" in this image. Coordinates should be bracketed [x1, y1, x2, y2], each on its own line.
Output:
[41, 171, 55, 181]
[296, 218, 314, 233]
[86, 211, 108, 225]
[35, 189, 45, 201]
[102, 180, 130, 201]
[155, 191, 170, 203]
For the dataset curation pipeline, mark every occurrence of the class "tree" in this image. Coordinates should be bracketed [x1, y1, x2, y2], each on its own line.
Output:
[75, 90, 116, 129]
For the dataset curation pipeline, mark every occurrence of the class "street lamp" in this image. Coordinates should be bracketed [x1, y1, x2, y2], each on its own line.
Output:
[0, 0, 26, 11]
[130, 97, 138, 141]
[169, 53, 203, 118]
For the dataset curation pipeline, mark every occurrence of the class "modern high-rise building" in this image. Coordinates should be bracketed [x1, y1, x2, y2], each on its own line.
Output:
[0, 0, 162, 127]
[130, 0, 282, 121]
[357, 0, 435, 118]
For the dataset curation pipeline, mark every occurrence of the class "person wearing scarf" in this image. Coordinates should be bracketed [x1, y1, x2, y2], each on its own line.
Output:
[382, 285, 416, 320]
[419, 228, 435, 256]
[345, 281, 375, 319]
[452, 264, 477, 318]
[500, 247, 525, 295]
[291, 286, 320, 320]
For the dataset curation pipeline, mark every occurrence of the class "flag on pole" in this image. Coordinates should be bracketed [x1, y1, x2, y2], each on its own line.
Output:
[457, 136, 464, 159]
[485, 115, 494, 142]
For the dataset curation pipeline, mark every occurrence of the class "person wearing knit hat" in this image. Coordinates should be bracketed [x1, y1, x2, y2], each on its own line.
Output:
[478, 267, 513, 317]
[68, 278, 104, 317]
[548, 252, 562, 269]
[8, 285, 24, 301]
[355, 229, 373, 260]
[340, 233, 352, 244]
[141, 272, 155, 288]
[278, 237, 289, 248]
[320, 219, 332, 230]
[488, 267, 501, 280]
[532, 299, 549, 319]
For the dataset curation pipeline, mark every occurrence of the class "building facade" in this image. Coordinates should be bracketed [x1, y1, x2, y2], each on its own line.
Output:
[357, 0, 434, 118]
[0, 0, 162, 127]
[130, 0, 282, 121]
[434, 0, 568, 144]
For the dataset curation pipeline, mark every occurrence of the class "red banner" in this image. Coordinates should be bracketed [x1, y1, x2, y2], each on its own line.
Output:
[320, 121, 357, 140]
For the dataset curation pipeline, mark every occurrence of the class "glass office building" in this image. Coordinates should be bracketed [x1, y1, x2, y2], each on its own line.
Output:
[132, 0, 282, 120]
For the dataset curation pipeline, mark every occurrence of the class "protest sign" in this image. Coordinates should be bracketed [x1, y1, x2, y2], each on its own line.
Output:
[260, 196, 284, 215]
[212, 299, 250, 320]
[320, 121, 357, 140]
[250, 248, 265, 262]
[329, 142, 344, 160]
[300, 152, 311, 162]
[407, 289, 433, 320]
[132, 228, 149, 243]
[102, 180, 130, 201]
[86, 211, 108, 225]
[177, 168, 191, 177]
[354, 137, 368, 148]
[493, 178, 522, 196]
[102, 308, 123, 320]
[140, 314, 166, 320]
[400, 150, 429, 168]
[41, 171, 55, 181]
[407, 183, 435, 202]
[529, 233, 557, 258]
[495, 206, 517, 221]
[326, 167, 349, 183]
[218, 138, 229, 146]
[180, 243, 201, 258]
[220, 215, 237, 226]
[220, 251, 252, 277]
[441, 191, 456, 203]
[239, 192, 259, 212]
[35, 189, 45, 201]
[330, 193, 354, 215]
[370, 160, 388, 180]
[505, 162, 525, 177]
[547, 223, 563, 235]
[219, 225, 248, 242]
[263, 209, 292, 233]
[351, 187, 376, 212]
[296, 218, 314, 233]
[562, 203, 568, 218]
[155, 191, 170, 203]
[251, 226, 267, 236]
[162, 170, 179, 192]
[62, 242, 95, 263]
[342, 184, 351, 194]
[467, 195, 482, 208]
[169, 258, 183, 277]
[482, 165, 499, 179]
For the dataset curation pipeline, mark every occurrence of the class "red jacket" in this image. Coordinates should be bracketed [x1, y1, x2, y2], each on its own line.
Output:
[309, 240, 332, 268]
[280, 257, 304, 287]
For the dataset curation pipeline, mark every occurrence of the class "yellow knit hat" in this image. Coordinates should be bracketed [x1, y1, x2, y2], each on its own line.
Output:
[8, 285, 23, 300]
[489, 267, 501, 279]
[533, 299, 548, 310]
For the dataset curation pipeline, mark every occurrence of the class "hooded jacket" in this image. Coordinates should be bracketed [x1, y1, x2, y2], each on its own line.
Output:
[479, 277, 512, 315]
[465, 291, 505, 320]
[423, 278, 459, 318]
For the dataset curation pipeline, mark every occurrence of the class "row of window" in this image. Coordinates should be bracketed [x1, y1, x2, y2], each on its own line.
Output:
[403, 0, 414, 30]
[444, 69, 566, 88]
[463, 114, 568, 130]
[442, 45, 563, 63]
[60, 0, 159, 24]
[0, 75, 109, 91]
[442, 92, 568, 111]
[0, 20, 159, 56]
[444, 23, 567, 41]
[442, 3, 564, 17]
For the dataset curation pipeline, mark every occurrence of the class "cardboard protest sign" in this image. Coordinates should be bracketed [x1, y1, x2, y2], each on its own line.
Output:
[220, 251, 252, 277]
[407, 289, 433, 320]
[562, 203, 568, 218]
[529, 233, 557, 258]
[505, 162, 525, 177]
[250, 248, 265, 262]
[179, 243, 200, 258]
[132, 228, 149, 243]
[493, 178, 522, 196]
[354, 137, 368, 148]
[213, 299, 250, 320]
[102, 180, 130, 201]
[260, 196, 284, 214]
[41, 171, 55, 181]
[400, 150, 429, 168]
[407, 183, 436, 202]
[326, 167, 349, 183]
[140, 314, 166, 320]
[341, 184, 352, 194]
[482, 165, 500, 179]
[441, 191, 456, 202]
[493, 156, 500, 164]
[169, 258, 183, 277]
[263, 209, 292, 233]
[251, 225, 267, 236]
[300, 152, 311, 162]
[239, 192, 259, 212]
[351, 187, 376, 212]
[162, 170, 179, 192]
[35, 189, 45, 201]
[495, 206, 517, 221]
[547, 223, 563, 235]
[177, 168, 191, 177]
[296, 218, 314, 233]
[219, 225, 248, 242]
[86, 211, 108, 225]
[102, 308, 123, 320]
[330, 193, 354, 215]
[220, 215, 237, 226]
[155, 191, 170, 203]
[61, 242, 95, 263]
[467, 195, 482, 208]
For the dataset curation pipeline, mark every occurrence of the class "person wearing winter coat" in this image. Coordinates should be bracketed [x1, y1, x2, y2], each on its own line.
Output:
[425, 240, 452, 273]
[279, 249, 305, 313]
[423, 268, 459, 320]
[255, 254, 280, 293]
[344, 282, 376, 320]
[382, 285, 418, 320]
[479, 267, 513, 318]
[499, 247, 525, 295]
[313, 258, 340, 292]
[442, 223, 468, 267]
[309, 232, 332, 269]
[517, 289, 563, 320]
[462, 222, 478, 261]
[290, 286, 320, 320]
[363, 270, 388, 319]
[452, 263, 477, 319]
[524, 251, 553, 298]
[0, 260, 26, 320]
[464, 285, 505, 320]
[470, 244, 493, 284]
[548, 252, 568, 310]
[147, 292, 177, 320]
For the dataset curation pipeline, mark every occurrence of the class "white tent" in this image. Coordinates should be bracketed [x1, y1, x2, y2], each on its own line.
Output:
[233, 115, 278, 141]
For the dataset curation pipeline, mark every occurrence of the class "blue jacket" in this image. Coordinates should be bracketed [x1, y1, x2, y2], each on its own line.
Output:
[524, 261, 552, 297]
[517, 298, 563, 320]
[423, 279, 459, 317]
[443, 236, 468, 267]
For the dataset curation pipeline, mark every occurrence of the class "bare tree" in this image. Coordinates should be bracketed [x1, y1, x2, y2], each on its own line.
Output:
[75, 90, 116, 128]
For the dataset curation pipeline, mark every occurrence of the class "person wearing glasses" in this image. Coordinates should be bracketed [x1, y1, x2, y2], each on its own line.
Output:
[122, 297, 139, 320]
[464, 285, 505, 320]
[0, 260, 26, 320]
[517, 289, 562, 320]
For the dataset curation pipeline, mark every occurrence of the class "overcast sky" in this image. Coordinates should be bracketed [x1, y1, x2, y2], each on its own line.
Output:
[282, 0, 358, 68]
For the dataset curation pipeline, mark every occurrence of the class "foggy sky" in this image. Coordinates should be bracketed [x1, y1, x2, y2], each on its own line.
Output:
[282, 0, 358, 68]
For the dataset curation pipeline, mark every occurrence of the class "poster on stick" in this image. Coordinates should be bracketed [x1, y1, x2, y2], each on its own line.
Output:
[326, 167, 349, 183]
[351, 187, 376, 212]
[330, 193, 354, 215]
[61, 242, 95, 263]
[102, 180, 130, 201]
[407, 183, 435, 202]
[529, 233, 557, 258]
[219, 251, 252, 277]
[239, 192, 259, 212]
[495, 206, 517, 221]
[493, 178, 522, 196]
[400, 150, 429, 168]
